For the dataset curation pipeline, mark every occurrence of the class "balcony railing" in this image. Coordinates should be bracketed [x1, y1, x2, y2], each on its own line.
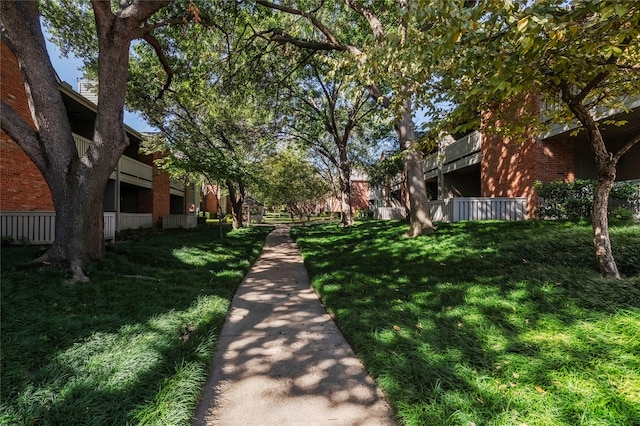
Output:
[170, 180, 185, 196]
[541, 96, 640, 138]
[162, 215, 197, 229]
[73, 133, 153, 186]
[424, 131, 483, 175]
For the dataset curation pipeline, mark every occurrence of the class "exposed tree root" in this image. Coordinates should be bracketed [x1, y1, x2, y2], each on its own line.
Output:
[69, 265, 90, 283]
[29, 249, 90, 283]
[404, 225, 436, 238]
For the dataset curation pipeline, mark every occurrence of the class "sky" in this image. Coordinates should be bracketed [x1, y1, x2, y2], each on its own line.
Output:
[44, 35, 156, 133]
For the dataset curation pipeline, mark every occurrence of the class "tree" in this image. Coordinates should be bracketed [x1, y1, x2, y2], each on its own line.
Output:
[256, 149, 331, 222]
[0, 0, 180, 282]
[281, 58, 382, 227]
[405, 0, 639, 278]
[254, 0, 436, 236]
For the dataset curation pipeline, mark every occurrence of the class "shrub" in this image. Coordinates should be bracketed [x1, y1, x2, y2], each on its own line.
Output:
[536, 179, 638, 220]
[611, 207, 634, 223]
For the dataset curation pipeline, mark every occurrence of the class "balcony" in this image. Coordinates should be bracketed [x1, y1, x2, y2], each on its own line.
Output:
[170, 180, 186, 196]
[541, 96, 640, 139]
[424, 131, 482, 178]
[73, 133, 153, 187]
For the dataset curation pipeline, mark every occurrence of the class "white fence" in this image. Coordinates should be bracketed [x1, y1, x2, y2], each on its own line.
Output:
[374, 197, 528, 223]
[118, 213, 153, 231]
[162, 215, 198, 229]
[2, 211, 117, 244]
[374, 207, 407, 220]
[446, 197, 528, 222]
[104, 212, 116, 240]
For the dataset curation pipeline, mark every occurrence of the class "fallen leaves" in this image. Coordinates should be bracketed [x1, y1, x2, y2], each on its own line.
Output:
[535, 385, 547, 394]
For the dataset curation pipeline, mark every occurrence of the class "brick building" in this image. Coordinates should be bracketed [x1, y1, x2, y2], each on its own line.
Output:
[1, 40, 189, 242]
[424, 95, 640, 217]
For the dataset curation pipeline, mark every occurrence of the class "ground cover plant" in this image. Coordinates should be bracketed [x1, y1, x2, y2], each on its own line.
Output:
[292, 220, 640, 425]
[1, 224, 271, 425]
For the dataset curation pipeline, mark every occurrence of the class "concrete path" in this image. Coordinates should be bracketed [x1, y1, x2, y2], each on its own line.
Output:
[193, 225, 396, 426]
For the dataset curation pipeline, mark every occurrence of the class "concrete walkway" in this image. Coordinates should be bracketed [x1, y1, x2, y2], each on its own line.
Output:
[193, 225, 396, 426]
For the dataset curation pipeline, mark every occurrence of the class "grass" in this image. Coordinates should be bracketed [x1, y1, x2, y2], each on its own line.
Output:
[291, 219, 640, 426]
[1, 224, 272, 425]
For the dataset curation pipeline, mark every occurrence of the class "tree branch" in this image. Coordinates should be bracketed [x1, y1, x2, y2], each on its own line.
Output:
[255, 0, 363, 56]
[612, 134, 640, 164]
[342, 0, 385, 39]
[0, 101, 47, 170]
[119, 0, 172, 20]
[142, 32, 173, 100]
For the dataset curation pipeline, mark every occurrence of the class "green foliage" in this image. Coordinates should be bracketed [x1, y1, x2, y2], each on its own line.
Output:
[366, 150, 404, 188]
[125, 2, 283, 193]
[536, 180, 639, 220]
[254, 149, 330, 221]
[392, 0, 640, 138]
[535, 180, 594, 220]
[292, 220, 640, 425]
[0, 225, 271, 425]
[612, 207, 635, 223]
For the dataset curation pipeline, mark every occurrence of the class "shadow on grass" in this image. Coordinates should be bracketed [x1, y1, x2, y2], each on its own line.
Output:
[292, 220, 640, 425]
[0, 224, 272, 425]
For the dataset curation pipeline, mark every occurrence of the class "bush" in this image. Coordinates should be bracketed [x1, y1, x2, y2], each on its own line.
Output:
[611, 207, 634, 223]
[536, 179, 638, 220]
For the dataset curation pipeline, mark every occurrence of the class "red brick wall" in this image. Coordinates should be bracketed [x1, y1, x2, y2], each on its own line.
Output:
[481, 94, 581, 217]
[1, 40, 54, 211]
[203, 184, 220, 213]
[538, 138, 575, 183]
[480, 94, 542, 217]
[150, 153, 170, 225]
[351, 181, 370, 210]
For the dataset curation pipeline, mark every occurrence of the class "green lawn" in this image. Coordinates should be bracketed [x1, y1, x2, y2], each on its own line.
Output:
[1, 224, 272, 425]
[291, 220, 640, 426]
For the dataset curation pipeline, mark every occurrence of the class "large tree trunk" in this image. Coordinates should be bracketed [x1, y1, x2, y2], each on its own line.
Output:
[592, 164, 619, 278]
[226, 180, 245, 229]
[395, 99, 434, 237]
[337, 151, 353, 227]
[41, 175, 109, 282]
[1, 1, 170, 281]
[563, 87, 622, 278]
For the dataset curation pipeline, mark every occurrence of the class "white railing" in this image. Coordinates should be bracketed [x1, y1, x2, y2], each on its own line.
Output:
[104, 212, 116, 240]
[373, 207, 407, 220]
[430, 200, 453, 222]
[170, 180, 185, 195]
[1, 211, 117, 244]
[541, 96, 640, 138]
[73, 132, 153, 185]
[73, 133, 91, 156]
[120, 155, 153, 184]
[423, 131, 482, 173]
[444, 132, 483, 164]
[162, 215, 198, 229]
[450, 197, 528, 221]
[118, 213, 153, 231]
[374, 198, 528, 223]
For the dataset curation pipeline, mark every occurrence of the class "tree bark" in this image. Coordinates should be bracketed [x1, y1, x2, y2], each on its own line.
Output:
[561, 84, 621, 278]
[337, 147, 354, 227]
[592, 163, 619, 278]
[226, 180, 245, 229]
[395, 99, 434, 236]
[1, 1, 170, 281]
